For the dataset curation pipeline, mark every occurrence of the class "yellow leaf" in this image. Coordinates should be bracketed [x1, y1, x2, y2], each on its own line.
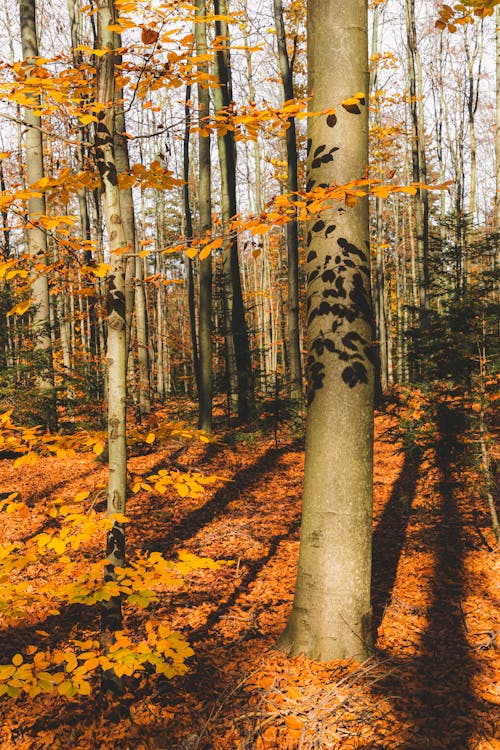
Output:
[79, 114, 99, 125]
[0, 152, 11, 160]
[58, 680, 74, 696]
[93, 441, 105, 455]
[12, 654, 23, 667]
[185, 247, 198, 259]
[13, 451, 38, 467]
[76, 680, 91, 695]
[74, 490, 90, 503]
[53, 538, 68, 555]
[145, 432, 155, 444]
[93, 263, 112, 278]
[7, 299, 32, 317]
[199, 236, 223, 261]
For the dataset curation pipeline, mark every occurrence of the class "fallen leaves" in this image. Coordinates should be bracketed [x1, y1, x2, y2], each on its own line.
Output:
[0, 397, 498, 748]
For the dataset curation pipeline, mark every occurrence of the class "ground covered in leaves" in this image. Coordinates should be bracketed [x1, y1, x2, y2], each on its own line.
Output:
[0, 390, 498, 749]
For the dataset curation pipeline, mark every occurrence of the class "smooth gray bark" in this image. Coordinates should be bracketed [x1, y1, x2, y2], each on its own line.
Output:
[279, 0, 373, 661]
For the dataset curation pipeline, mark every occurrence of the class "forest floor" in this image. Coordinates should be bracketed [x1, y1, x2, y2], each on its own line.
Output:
[0, 387, 498, 750]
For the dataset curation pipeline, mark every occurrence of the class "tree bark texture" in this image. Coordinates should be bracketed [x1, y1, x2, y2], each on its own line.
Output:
[273, 0, 302, 410]
[20, 0, 56, 429]
[96, 0, 127, 636]
[278, 0, 374, 661]
[213, 0, 254, 422]
[195, 0, 213, 432]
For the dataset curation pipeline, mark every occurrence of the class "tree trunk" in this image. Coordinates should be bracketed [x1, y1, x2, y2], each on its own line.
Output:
[278, 0, 373, 661]
[195, 0, 213, 432]
[113, 45, 151, 415]
[273, 0, 302, 411]
[95, 0, 127, 643]
[405, 0, 429, 314]
[213, 0, 254, 422]
[183, 82, 201, 397]
[497, 7, 500, 233]
[19, 0, 56, 429]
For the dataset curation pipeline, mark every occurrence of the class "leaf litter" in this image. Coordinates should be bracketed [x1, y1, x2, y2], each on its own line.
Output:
[0, 393, 498, 749]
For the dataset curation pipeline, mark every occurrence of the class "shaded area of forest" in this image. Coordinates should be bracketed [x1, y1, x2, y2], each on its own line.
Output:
[0, 392, 498, 750]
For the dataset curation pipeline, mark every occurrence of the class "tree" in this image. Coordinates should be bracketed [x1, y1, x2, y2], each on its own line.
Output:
[278, 0, 374, 660]
[95, 0, 128, 640]
[19, 0, 56, 429]
[195, 0, 213, 432]
[213, 0, 254, 422]
[273, 0, 302, 411]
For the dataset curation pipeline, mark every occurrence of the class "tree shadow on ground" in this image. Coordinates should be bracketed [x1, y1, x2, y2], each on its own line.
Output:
[375, 402, 486, 749]
[371, 446, 421, 636]
[140, 440, 303, 556]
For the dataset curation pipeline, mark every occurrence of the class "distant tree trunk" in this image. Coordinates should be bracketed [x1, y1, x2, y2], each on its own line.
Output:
[405, 0, 429, 314]
[464, 22, 483, 290]
[112, 39, 151, 416]
[96, 0, 127, 645]
[19, 0, 56, 429]
[273, 0, 302, 411]
[497, 7, 500, 233]
[370, 2, 388, 395]
[279, 0, 373, 661]
[213, 0, 254, 422]
[183, 82, 201, 396]
[195, 0, 213, 432]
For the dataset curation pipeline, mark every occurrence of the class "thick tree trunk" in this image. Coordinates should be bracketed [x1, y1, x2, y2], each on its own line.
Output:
[96, 0, 127, 642]
[20, 0, 56, 429]
[195, 0, 213, 432]
[273, 0, 302, 411]
[278, 0, 373, 661]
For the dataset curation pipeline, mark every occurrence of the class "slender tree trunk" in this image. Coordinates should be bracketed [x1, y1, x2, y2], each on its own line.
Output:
[20, 0, 56, 429]
[112, 45, 151, 415]
[405, 0, 429, 315]
[273, 0, 302, 411]
[279, 0, 373, 661]
[195, 0, 213, 432]
[183, 82, 201, 396]
[96, 0, 127, 646]
[497, 7, 500, 234]
[213, 0, 254, 422]
[370, 3, 388, 394]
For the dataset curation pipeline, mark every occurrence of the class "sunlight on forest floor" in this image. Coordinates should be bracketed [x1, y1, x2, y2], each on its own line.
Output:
[0, 394, 498, 749]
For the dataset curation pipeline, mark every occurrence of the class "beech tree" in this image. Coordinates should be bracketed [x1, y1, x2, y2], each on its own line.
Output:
[19, 0, 56, 429]
[279, 0, 374, 660]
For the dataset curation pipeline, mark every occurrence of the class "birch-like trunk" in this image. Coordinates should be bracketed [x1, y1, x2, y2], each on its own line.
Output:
[96, 0, 127, 641]
[20, 0, 56, 429]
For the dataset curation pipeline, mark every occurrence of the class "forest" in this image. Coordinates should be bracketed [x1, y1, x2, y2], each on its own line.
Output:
[0, 0, 498, 747]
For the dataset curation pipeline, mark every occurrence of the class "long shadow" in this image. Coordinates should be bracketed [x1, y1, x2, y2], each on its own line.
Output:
[371, 446, 421, 636]
[140, 440, 302, 555]
[405, 403, 479, 748]
[374, 402, 483, 749]
[10, 443, 305, 744]
[189, 515, 301, 646]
